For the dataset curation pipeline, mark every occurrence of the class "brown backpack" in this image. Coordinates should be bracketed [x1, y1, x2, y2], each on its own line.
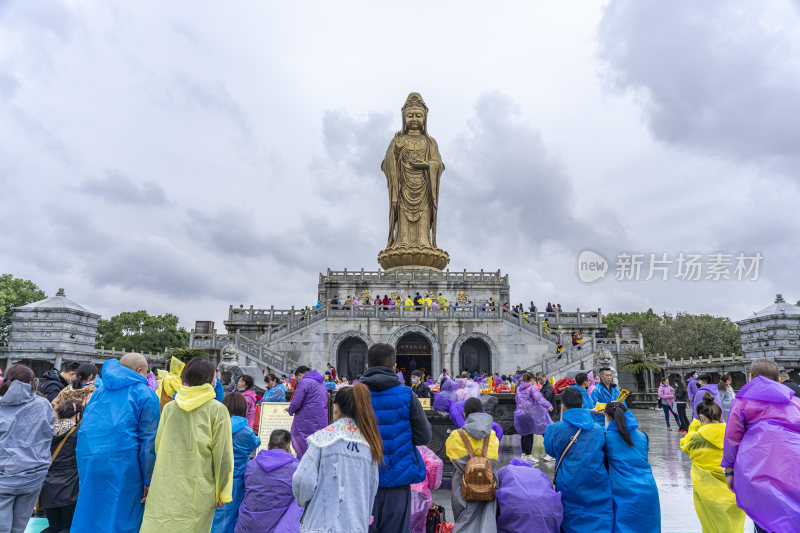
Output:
[458, 429, 495, 501]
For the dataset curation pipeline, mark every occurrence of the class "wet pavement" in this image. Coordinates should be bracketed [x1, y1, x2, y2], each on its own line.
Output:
[432, 408, 756, 532]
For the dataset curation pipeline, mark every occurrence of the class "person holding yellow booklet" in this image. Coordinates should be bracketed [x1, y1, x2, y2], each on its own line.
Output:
[680, 393, 745, 532]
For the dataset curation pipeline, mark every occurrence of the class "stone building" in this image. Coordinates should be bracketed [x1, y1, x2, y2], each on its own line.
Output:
[4, 289, 100, 375]
[737, 294, 800, 368]
[191, 268, 608, 380]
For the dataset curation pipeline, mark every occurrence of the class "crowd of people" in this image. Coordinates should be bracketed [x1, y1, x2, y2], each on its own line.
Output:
[2, 351, 799, 533]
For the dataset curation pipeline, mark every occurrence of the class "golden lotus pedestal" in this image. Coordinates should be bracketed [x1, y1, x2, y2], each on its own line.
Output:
[378, 245, 450, 271]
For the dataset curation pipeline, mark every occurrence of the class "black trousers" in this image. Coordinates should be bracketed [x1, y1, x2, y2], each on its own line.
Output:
[676, 402, 690, 431]
[44, 503, 76, 533]
[520, 434, 534, 455]
[369, 485, 411, 533]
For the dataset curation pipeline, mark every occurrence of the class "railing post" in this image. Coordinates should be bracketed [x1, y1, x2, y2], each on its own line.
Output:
[598, 308, 602, 324]
[577, 308, 581, 324]
[270, 306, 274, 322]
[638, 333, 644, 350]
[616, 334, 621, 353]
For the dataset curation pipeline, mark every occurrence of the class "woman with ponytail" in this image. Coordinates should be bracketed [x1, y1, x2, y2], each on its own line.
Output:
[51, 363, 98, 411]
[292, 383, 381, 533]
[603, 402, 660, 533]
[680, 393, 745, 532]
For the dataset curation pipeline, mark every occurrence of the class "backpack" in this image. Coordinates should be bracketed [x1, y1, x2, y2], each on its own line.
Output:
[457, 429, 495, 501]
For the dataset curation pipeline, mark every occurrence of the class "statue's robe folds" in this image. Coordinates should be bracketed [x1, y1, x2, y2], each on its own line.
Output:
[382, 133, 444, 248]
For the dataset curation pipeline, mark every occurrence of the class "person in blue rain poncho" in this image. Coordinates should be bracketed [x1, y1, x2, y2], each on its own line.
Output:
[570, 373, 596, 410]
[591, 367, 624, 425]
[544, 387, 612, 533]
[602, 402, 660, 533]
[211, 392, 262, 533]
[71, 354, 160, 533]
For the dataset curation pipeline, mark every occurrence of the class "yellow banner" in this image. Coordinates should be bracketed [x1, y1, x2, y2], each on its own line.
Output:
[419, 397, 431, 410]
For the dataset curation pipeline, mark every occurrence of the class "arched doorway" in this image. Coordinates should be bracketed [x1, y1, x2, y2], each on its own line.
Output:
[337, 337, 368, 380]
[396, 333, 432, 385]
[460, 338, 491, 374]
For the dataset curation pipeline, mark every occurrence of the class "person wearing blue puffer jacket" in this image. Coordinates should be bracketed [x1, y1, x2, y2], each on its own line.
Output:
[360, 343, 432, 533]
[603, 402, 660, 533]
[544, 387, 612, 533]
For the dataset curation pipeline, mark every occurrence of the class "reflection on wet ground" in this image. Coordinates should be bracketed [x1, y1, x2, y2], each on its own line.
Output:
[432, 408, 755, 532]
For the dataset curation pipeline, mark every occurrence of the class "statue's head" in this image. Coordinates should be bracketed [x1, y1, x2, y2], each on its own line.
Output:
[402, 92, 428, 134]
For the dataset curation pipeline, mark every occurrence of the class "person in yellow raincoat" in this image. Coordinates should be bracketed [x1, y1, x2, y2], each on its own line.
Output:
[404, 296, 414, 311]
[680, 393, 745, 533]
[141, 358, 234, 533]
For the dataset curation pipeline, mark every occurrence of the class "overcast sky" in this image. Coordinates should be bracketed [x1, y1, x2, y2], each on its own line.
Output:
[1, 0, 798, 329]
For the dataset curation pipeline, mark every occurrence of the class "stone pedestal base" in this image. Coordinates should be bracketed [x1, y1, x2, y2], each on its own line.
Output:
[378, 245, 450, 270]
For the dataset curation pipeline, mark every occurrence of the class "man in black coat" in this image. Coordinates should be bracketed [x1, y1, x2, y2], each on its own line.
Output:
[410, 370, 431, 399]
[39, 362, 80, 402]
[779, 371, 800, 396]
[536, 371, 557, 420]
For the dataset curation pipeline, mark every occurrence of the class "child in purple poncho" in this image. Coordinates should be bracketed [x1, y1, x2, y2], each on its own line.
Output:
[234, 429, 302, 533]
[721, 360, 800, 533]
[496, 459, 562, 533]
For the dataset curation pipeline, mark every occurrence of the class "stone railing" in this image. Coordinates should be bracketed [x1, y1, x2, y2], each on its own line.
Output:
[189, 332, 292, 373]
[320, 268, 510, 284]
[228, 303, 604, 327]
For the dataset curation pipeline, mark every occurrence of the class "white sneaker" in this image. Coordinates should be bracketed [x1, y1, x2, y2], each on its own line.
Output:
[542, 455, 556, 462]
[522, 454, 539, 464]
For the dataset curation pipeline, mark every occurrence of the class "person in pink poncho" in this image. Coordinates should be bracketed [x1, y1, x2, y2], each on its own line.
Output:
[237, 375, 258, 428]
[455, 372, 481, 401]
[721, 359, 800, 533]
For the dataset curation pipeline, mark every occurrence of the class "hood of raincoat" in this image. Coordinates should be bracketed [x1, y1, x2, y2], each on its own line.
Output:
[241, 389, 257, 401]
[695, 422, 726, 448]
[518, 380, 535, 394]
[737, 375, 794, 403]
[562, 407, 596, 430]
[255, 448, 297, 473]
[607, 410, 639, 433]
[101, 358, 146, 391]
[302, 369, 324, 384]
[698, 383, 719, 396]
[0, 379, 37, 405]
[174, 383, 216, 411]
[462, 412, 492, 439]
[360, 366, 401, 391]
[231, 415, 248, 434]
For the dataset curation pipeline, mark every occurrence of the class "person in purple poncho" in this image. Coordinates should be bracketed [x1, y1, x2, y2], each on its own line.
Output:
[722, 359, 800, 533]
[691, 374, 722, 420]
[514, 372, 553, 464]
[235, 429, 301, 533]
[433, 376, 458, 413]
[287, 366, 328, 459]
[496, 459, 562, 533]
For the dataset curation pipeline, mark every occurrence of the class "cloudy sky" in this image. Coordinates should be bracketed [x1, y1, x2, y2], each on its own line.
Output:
[1, 0, 798, 329]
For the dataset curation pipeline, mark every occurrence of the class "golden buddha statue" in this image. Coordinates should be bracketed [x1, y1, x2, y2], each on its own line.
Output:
[378, 93, 450, 270]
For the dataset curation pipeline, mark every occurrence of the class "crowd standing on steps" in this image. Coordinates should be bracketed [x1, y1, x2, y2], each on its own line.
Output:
[4, 352, 800, 533]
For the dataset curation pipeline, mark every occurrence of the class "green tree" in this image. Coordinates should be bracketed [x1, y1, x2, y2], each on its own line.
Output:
[603, 310, 741, 359]
[617, 347, 662, 391]
[0, 274, 46, 342]
[96, 310, 189, 353]
[166, 347, 209, 363]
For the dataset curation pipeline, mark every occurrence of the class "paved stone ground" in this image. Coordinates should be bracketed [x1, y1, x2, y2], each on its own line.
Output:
[432, 408, 756, 532]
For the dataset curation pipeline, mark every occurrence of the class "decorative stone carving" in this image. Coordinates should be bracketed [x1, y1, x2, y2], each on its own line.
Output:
[594, 348, 618, 384]
[378, 93, 449, 270]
